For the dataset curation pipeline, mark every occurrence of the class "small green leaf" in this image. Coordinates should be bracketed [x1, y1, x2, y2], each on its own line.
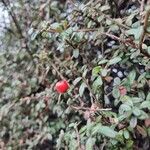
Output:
[98, 59, 108, 65]
[123, 130, 130, 139]
[126, 26, 143, 40]
[101, 68, 108, 77]
[31, 30, 39, 40]
[92, 76, 103, 91]
[73, 77, 82, 85]
[132, 107, 141, 116]
[79, 126, 87, 134]
[113, 77, 121, 86]
[119, 104, 132, 114]
[130, 50, 140, 59]
[138, 110, 149, 120]
[130, 117, 137, 128]
[112, 88, 120, 98]
[100, 5, 110, 11]
[146, 93, 150, 101]
[125, 100, 133, 107]
[98, 15, 104, 22]
[92, 124, 117, 138]
[128, 70, 136, 84]
[138, 72, 146, 82]
[132, 97, 143, 103]
[69, 123, 76, 128]
[73, 49, 79, 58]
[83, 69, 88, 77]
[79, 82, 87, 97]
[92, 66, 101, 76]
[86, 138, 96, 150]
[28, 28, 34, 35]
[140, 101, 150, 109]
[107, 57, 121, 66]
[99, 126, 118, 138]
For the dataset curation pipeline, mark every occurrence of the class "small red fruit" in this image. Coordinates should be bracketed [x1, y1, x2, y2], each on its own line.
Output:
[119, 86, 127, 96]
[55, 80, 69, 93]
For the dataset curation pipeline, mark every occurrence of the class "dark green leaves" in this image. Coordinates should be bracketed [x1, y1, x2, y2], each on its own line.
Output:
[130, 117, 137, 128]
[112, 87, 120, 98]
[1, 0, 150, 149]
[140, 101, 150, 110]
[126, 26, 143, 40]
[107, 57, 122, 66]
[128, 70, 136, 85]
[73, 77, 82, 85]
[92, 124, 118, 138]
[73, 49, 79, 58]
[92, 76, 103, 91]
[79, 82, 87, 97]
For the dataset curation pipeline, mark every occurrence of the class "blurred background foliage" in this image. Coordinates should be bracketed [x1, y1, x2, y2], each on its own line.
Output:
[0, 0, 150, 149]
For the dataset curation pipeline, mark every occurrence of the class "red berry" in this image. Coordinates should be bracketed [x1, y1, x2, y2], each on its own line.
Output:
[119, 86, 127, 96]
[55, 80, 69, 93]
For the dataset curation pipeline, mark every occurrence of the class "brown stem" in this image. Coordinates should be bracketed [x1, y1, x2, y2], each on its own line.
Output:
[139, 9, 150, 57]
[1, 0, 23, 38]
[70, 105, 112, 111]
[82, 77, 95, 104]
[140, 0, 145, 17]
[48, 59, 66, 80]
[75, 125, 81, 150]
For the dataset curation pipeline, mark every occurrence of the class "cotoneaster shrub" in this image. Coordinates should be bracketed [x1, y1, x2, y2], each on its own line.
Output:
[0, 0, 150, 149]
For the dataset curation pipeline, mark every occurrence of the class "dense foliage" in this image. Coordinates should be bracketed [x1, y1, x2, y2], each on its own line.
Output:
[0, 0, 150, 149]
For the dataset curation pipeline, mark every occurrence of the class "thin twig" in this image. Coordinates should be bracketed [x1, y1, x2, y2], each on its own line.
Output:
[50, 61, 66, 80]
[39, 0, 51, 10]
[65, 39, 77, 49]
[82, 77, 96, 104]
[74, 125, 81, 150]
[70, 105, 112, 111]
[139, 9, 150, 54]
[140, 0, 145, 17]
[103, 14, 130, 29]
[100, 139, 106, 150]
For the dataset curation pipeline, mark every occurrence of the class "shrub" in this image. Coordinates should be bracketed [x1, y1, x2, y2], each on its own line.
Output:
[0, 0, 150, 149]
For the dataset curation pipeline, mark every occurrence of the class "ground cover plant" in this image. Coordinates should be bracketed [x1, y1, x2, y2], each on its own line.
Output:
[0, 0, 150, 149]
